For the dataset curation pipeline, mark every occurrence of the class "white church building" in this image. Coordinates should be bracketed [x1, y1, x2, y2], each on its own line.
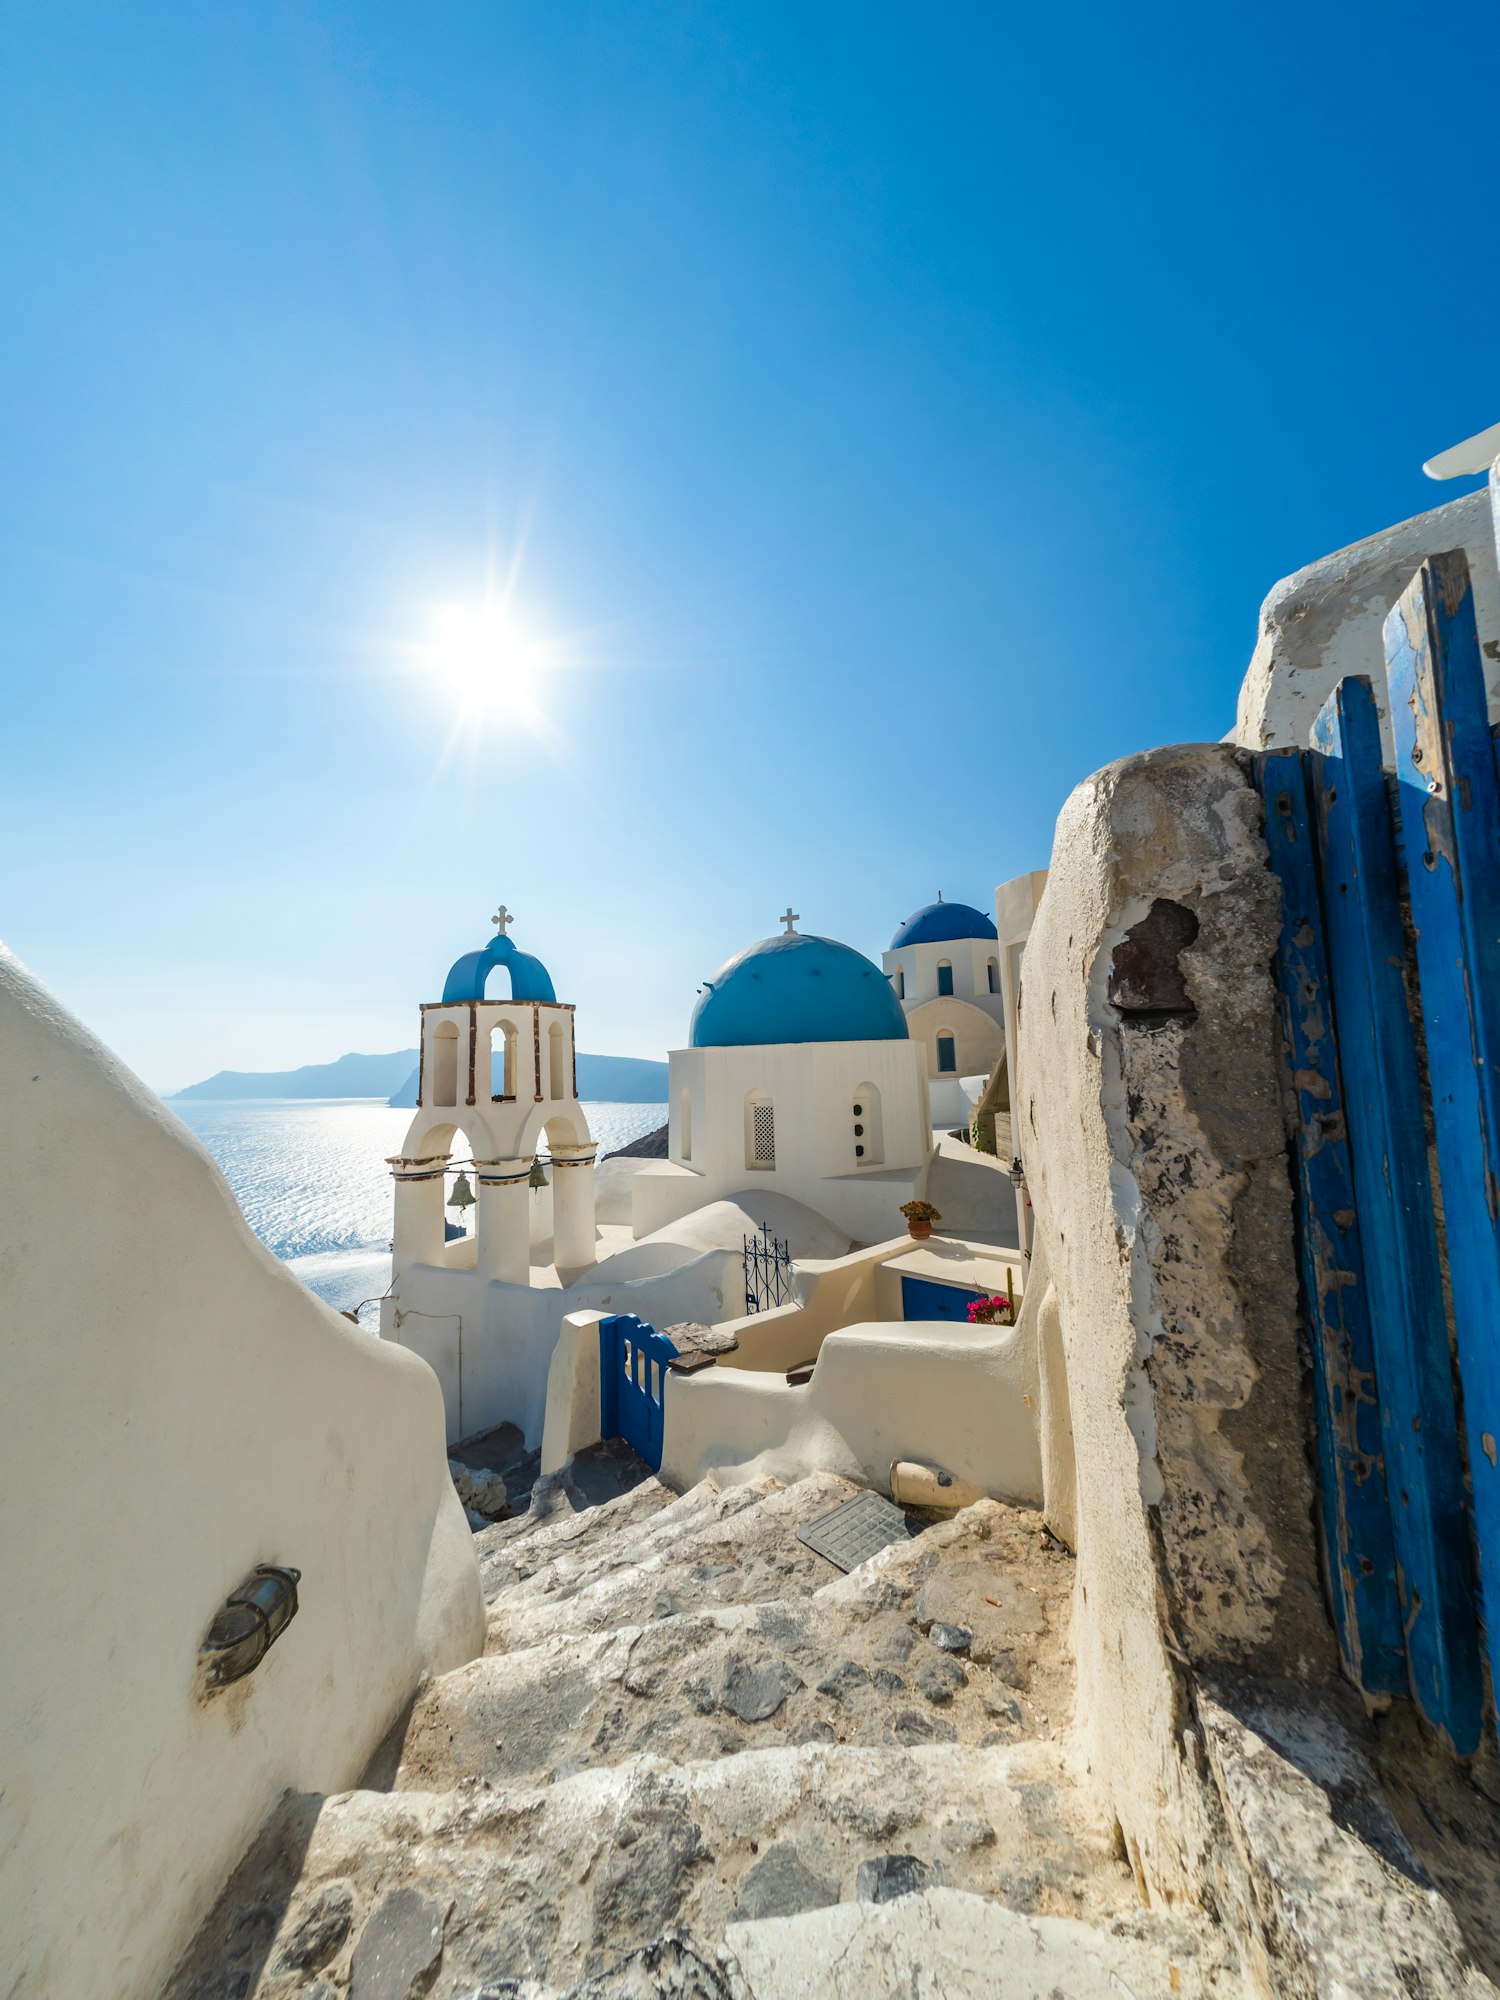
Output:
[882, 896, 1006, 1129]
[632, 911, 935, 1244]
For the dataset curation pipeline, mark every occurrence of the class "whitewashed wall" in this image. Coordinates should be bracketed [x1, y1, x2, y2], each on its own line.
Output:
[0, 948, 483, 2000]
[642, 1036, 934, 1244]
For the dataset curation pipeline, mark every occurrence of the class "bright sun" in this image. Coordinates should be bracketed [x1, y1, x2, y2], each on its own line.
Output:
[429, 604, 541, 720]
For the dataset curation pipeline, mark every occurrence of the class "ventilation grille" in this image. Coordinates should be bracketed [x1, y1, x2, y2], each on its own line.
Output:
[752, 1102, 776, 1165]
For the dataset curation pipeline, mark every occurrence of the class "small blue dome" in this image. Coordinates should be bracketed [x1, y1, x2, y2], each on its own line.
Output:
[889, 899, 998, 949]
[690, 932, 909, 1049]
[443, 933, 557, 1005]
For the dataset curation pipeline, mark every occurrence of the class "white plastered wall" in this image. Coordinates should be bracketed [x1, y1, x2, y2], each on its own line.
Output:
[634, 1037, 934, 1245]
[995, 870, 1048, 1165]
[882, 934, 1004, 1015]
[660, 1319, 1041, 1503]
[903, 995, 1004, 1089]
[0, 947, 484, 2000]
[1232, 484, 1500, 757]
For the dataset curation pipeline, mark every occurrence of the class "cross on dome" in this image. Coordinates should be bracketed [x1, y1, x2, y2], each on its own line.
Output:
[780, 906, 800, 935]
[491, 905, 514, 936]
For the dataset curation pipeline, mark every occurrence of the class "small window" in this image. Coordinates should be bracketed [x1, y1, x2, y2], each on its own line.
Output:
[893, 967, 905, 1000]
[936, 1032, 957, 1074]
[937, 960, 954, 997]
[679, 1086, 693, 1162]
[987, 958, 999, 993]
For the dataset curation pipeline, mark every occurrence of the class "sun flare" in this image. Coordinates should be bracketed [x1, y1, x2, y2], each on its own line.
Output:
[429, 603, 541, 720]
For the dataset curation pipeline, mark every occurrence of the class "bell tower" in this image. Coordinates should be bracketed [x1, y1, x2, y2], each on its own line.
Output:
[388, 907, 597, 1284]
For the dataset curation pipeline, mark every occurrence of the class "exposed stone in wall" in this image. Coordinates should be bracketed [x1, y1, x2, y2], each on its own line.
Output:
[1233, 487, 1500, 756]
[1018, 742, 1334, 1905]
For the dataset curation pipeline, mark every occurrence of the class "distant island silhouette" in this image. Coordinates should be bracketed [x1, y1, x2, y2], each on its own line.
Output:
[173, 1049, 669, 1105]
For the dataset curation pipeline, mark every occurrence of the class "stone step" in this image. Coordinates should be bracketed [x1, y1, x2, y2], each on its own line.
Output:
[492, 1472, 780, 1602]
[167, 1734, 1234, 2000]
[485, 1470, 861, 1653]
[401, 1498, 1070, 1796]
[475, 1458, 678, 1602]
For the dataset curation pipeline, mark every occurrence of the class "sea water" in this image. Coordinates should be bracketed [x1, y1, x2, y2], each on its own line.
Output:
[173, 1098, 666, 1320]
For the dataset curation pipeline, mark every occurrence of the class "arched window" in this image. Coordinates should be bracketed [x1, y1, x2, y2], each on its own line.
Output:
[432, 1021, 459, 1106]
[490, 1020, 517, 1099]
[936, 1032, 957, 1075]
[937, 959, 954, 997]
[893, 966, 905, 1000]
[679, 1086, 693, 1162]
[745, 1090, 775, 1170]
[987, 958, 999, 993]
[852, 1083, 884, 1166]
[548, 1020, 566, 1101]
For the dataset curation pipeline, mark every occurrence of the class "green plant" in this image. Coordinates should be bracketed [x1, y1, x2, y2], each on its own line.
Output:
[900, 1199, 941, 1223]
[969, 1115, 995, 1155]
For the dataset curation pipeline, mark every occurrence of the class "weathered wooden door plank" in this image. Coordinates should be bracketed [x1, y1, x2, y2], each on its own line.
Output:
[1258, 747, 1405, 1695]
[1308, 674, 1483, 1752]
[1385, 550, 1500, 1706]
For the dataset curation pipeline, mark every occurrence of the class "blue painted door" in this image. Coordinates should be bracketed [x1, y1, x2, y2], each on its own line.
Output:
[900, 1275, 983, 1323]
[599, 1314, 678, 1470]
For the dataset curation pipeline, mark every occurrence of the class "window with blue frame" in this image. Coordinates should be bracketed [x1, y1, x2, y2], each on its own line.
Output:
[937, 960, 954, 996]
[936, 1032, 956, 1073]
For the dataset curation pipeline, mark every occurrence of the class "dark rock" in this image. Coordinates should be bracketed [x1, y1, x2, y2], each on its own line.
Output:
[929, 1622, 972, 1654]
[790, 1719, 838, 1746]
[981, 1688, 1023, 1725]
[349, 1887, 447, 2000]
[721, 1654, 803, 1723]
[816, 1660, 871, 1703]
[872, 1627, 916, 1663]
[594, 1816, 705, 1942]
[729, 1844, 840, 1922]
[917, 1655, 968, 1705]
[276, 1884, 354, 1973]
[892, 1708, 957, 1746]
[855, 1854, 943, 1904]
[872, 1668, 906, 1696]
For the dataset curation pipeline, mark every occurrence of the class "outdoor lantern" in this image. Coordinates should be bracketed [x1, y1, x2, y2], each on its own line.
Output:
[448, 1170, 475, 1212]
[199, 1564, 302, 1691]
[1009, 1155, 1025, 1191]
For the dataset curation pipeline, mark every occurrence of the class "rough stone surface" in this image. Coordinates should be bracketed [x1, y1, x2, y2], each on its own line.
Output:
[349, 1887, 448, 2000]
[275, 1883, 353, 1973]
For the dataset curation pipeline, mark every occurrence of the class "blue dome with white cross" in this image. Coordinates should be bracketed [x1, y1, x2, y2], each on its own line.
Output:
[689, 920, 908, 1049]
[889, 896, 998, 949]
[442, 907, 557, 1004]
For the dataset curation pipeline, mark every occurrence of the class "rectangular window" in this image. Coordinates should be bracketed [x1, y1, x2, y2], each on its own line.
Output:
[937, 1034, 957, 1074]
[752, 1102, 776, 1166]
[937, 962, 954, 996]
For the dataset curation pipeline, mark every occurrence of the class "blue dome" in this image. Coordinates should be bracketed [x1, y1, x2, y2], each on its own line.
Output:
[690, 932, 909, 1049]
[889, 899, 998, 949]
[443, 933, 557, 1005]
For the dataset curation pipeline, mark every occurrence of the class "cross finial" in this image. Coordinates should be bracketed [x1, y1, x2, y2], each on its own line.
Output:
[780, 906, 799, 935]
[491, 904, 513, 935]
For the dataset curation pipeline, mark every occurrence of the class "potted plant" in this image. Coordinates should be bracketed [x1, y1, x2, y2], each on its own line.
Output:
[900, 1199, 941, 1241]
[966, 1292, 1015, 1328]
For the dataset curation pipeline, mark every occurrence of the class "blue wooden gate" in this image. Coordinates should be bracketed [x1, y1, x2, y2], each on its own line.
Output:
[1257, 546, 1500, 1754]
[599, 1314, 678, 1471]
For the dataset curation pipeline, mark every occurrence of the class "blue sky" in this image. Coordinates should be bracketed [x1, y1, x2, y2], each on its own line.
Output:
[2, 2, 1495, 1090]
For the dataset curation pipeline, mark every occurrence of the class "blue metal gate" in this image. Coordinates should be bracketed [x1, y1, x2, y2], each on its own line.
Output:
[599, 1314, 678, 1471]
[1257, 545, 1500, 1754]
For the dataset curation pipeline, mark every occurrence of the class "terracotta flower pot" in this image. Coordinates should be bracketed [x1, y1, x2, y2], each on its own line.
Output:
[907, 1220, 933, 1240]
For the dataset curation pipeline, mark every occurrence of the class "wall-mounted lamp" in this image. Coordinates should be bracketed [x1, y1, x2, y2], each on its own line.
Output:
[199, 1564, 301, 1691]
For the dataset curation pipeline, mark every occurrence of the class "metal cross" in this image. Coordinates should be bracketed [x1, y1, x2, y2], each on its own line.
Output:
[491, 905, 513, 935]
[780, 906, 799, 935]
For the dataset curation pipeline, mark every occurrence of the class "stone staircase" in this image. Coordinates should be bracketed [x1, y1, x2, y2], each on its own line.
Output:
[165, 1462, 1252, 2000]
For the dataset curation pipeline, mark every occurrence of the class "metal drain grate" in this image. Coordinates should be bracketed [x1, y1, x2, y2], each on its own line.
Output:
[796, 1491, 921, 1573]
